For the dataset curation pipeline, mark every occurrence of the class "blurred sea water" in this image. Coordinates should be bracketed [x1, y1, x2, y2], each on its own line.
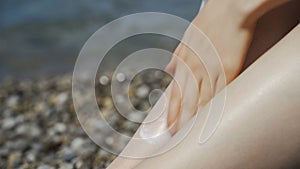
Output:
[0, 0, 202, 80]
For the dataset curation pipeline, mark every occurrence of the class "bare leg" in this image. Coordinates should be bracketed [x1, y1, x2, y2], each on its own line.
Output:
[135, 24, 300, 169]
[108, 1, 256, 167]
[108, 1, 296, 168]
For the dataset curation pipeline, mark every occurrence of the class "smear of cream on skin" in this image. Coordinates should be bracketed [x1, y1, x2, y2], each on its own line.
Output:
[139, 86, 173, 145]
[139, 109, 171, 145]
[118, 113, 171, 158]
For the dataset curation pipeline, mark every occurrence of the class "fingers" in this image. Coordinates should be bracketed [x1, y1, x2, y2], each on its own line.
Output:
[198, 77, 214, 109]
[167, 61, 188, 134]
[177, 74, 200, 130]
[165, 43, 183, 75]
[167, 81, 181, 135]
[166, 43, 186, 130]
[167, 43, 203, 134]
[176, 45, 203, 130]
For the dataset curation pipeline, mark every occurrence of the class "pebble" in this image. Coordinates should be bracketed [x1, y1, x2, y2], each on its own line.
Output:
[72, 158, 84, 168]
[135, 84, 150, 98]
[154, 70, 165, 79]
[0, 159, 6, 169]
[37, 164, 54, 169]
[99, 75, 110, 85]
[42, 136, 63, 153]
[71, 138, 96, 156]
[102, 97, 114, 110]
[34, 102, 48, 113]
[0, 147, 9, 157]
[7, 139, 30, 152]
[0, 72, 172, 168]
[59, 146, 76, 161]
[115, 94, 125, 104]
[2, 108, 13, 118]
[6, 95, 19, 108]
[128, 111, 146, 122]
[116, 73, 126, 82]
[25, 151, 37, 162]
[53, 123, 67, 133]
[71, 138, 85, 152]
[56, 92, 69, 105]
[122, 120, 138, 131]
[2, 117, 17, 130]
[7, 152, 22, 169]
[97, 149, 110, 158]
[16, 124, 41, 138]
[105, 136, 115, 145]
[58, 162, 73, 169]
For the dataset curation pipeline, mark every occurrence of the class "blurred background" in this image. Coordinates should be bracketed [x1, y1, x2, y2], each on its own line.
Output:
[0, 0, 202, 81]
[0, 0, 203, 168]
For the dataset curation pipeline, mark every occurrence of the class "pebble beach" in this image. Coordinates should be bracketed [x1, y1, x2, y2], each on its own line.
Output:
[0, 71, 171, 169]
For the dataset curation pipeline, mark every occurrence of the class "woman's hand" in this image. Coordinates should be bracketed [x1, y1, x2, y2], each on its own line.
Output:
[165, 0, 289, 134]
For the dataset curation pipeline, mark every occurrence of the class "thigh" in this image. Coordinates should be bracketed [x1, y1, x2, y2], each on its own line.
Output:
[136, 24, 300, 169]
